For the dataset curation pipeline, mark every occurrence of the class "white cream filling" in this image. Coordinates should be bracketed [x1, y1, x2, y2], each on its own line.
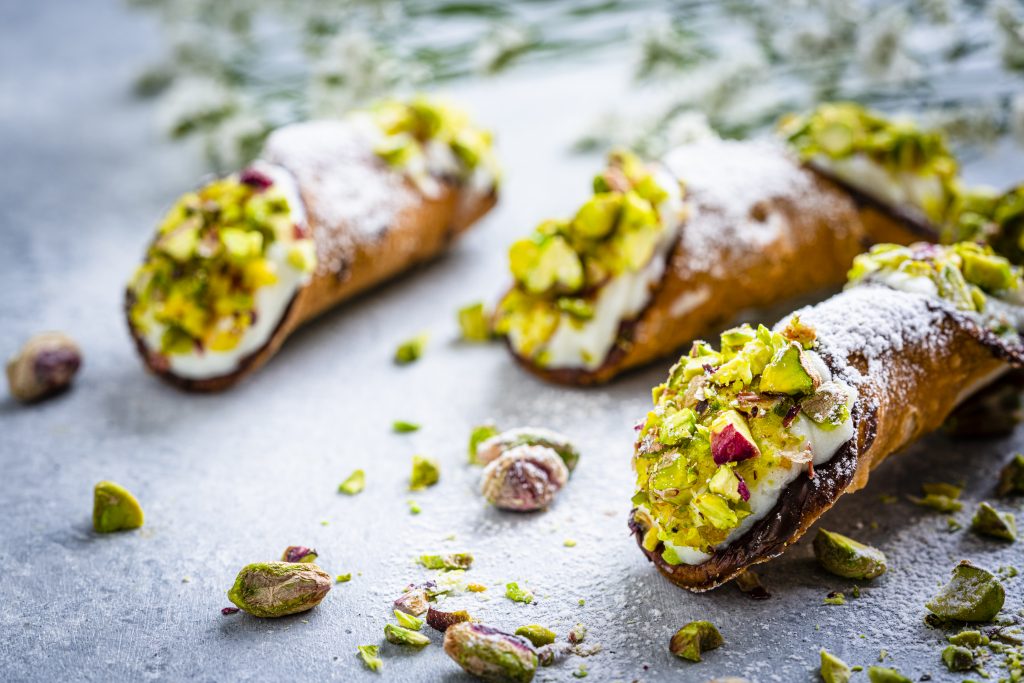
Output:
[812, 152, 943, 222]
[141, 162, 314, 380]
[528, 170, 686, 371]
[656, 350, 857, 565]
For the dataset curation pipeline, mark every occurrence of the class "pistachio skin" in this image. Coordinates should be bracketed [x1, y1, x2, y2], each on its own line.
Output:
[92, 481, 144, 533]
[476, 427, 580, 472]
[669, 621, 723, 662]
[282, 546, 318, 563]
[819, 649, 851, 683]
[971, 502, 1017, 541]
[813, 529, 888, 579]
[227, 562, 332, 617]
[925, 560, 1005, 622]
[443, 622, 538, 683]
[481, 445, 569, 512]
[7, 332, 82, 403]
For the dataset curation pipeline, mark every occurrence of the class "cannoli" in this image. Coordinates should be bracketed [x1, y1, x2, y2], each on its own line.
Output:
[126, 96, 499, 391]
[496, 105, 957, 385]
[628, 242, 1024, 591]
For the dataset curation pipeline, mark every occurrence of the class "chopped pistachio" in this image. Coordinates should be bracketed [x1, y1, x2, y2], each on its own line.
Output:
[505, 582, 534, 604]
[409, 455, 440, 491]
[227, 562, 332, 617]
[418, 553, 473, 571]
[357, 644, 383, 672]
[909, 482, 963, 512]
[819, 649, 852, 683]
[516, 624, 556, 647]
[443, 622, 538, 683]
[92, 481, 144, 533]
[578, 599, 585, 607]
[408, 500, 422, 515]
[669, 621, 723, 662]
[393, 420, 420, 433]
[395, 610, 424, 630]
[949, 630, 987, 648]
[572, 665, 588, 678]
[394, 587, 429, 617]
[998, 454, 1024, 496]
[971, 502, 1017, 541]
[563, 539, 577, 547]
[338, 469, 365, 495]
[468, 422, 501, 464]
[568, 623, 587, 645]
[384, 623, 430, 647]
[458, 302, 493, 342]
[942, 644, 975, 671]
[824, 592, 846, 606]
[467, 583, 487, 593]
[335, 574, 352, 583]
[281, 546, 318, 563]
[427, 606, 472, 632]
[866, 666, 911, 683]
[813, 529, 887, 579]
[394, 333, 428, 365]
[926, 560, 1005, 622]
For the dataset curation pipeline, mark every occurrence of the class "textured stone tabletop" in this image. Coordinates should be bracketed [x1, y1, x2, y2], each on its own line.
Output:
[1, 2, 1021, 682]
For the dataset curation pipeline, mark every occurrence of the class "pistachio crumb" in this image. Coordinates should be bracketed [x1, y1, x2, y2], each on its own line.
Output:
[819, 648, 851, 683]
[418, 553, 473, 571]
[505, 582, 534, 604]
[458, 302, 493, 342]
[395, 609, 424, 630]
[338, 470, 365, 495]
[409, 455, 440, 491]
[335, 574, 351, 583]
[393, 420, 421, 433]
[669, 621, 723, 662]
[408, 500, 422, 515]
[357, 644, 382, 672]
[563, 539, 577, 547]
[394, 333, 428, 365]
[824, 592, 846, 606]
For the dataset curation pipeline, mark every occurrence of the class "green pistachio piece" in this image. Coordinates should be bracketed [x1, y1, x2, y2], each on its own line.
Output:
[395, 609, 424, 630]
[660, 408, 697, 446]
[948, 630, 986, 647]
[556, 297, 594, 320]
[708, 466, 744, 502]
[571, 193, 622, 240]
[458, 301, 493, 342]
[819, 649, 852, 683]
[409, 455, 440, 491]
[925, 560, 1005, 622]
[474, 427, 580, 472]
[971, 502, 1017, 541]
[505, 582, 534, 604]
[418, 553, 473, 571]
[92, 481, 144, 533]
[866, 666, 911, 683]
[669, 621, 723, 662]
[385, 623, 431, 647]
[227, 562, 332, 618]
[801, 382, 850, 425]
[338, 469, 365, 495]
[336, 574, 352, 583]
[394, 332, 428, 365]
[692, 493, 739, 530]
[998, 454, 1024, 496]
[567, 623, 587, 645]
[813, 529, 888, 580]
[468, 423, 501, 464]
[823, 592, 846, 606]
[357, 644, 383, 672]
[515, 624, 556, 647]
[909, 482, 963, 512]
[941, 644, 974, 672]
[281, 546, 318, 563]
[393, 420, 420, 433]
[443, 622, 538, 683]
[960, 247, 1016, 291]
[759, 342, 819, 395]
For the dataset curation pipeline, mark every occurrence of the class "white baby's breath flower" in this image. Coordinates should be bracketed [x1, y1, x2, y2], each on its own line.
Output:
[995, 0, 1024, 71]
[1012, 93, 1024, 145]
[856, 6, 920, 82]
[206, 112, 268, 170]
[309, 30, 403, 118]
[663, 111, 718, 149]
[473, 24, 534, 74]
[157, 76, 236, 138]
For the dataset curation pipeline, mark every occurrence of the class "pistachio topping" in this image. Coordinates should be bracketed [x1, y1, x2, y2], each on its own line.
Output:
[632, 319, 854, 561]
[971, 502, 1017, 542]
[779, 102, 957, 224]
[443, 622, 538, 683]
[819, 649, 852, 683]
[495, 150, 684, 364]
[393, 420, 421, 433]
[865, 666, 911, 683]
[567, 623, 587, 645]
[92, 481, 145, 533]
[515, 625, 556, 648]
[6, 332, 82, 403]
[409, 455, 440, 491]
[127, 166, 315, 359]
[226, 561, 332, 617]
[925, 560, 1005, 622]
[947, 184, 1024, 265]
[357, 644, 383, 672]
[384, 623, 431, 647]
[669, 621, 723, 662]
[394, 587, 430, 617]
[998, 454, 1024, 496]
[468, 422, 501, 464]
[813, 529, 888, 580]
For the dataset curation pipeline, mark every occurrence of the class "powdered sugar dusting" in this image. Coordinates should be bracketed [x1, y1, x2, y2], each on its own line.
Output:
[262, 120, 417, 276]
[663, 139, 850, 277]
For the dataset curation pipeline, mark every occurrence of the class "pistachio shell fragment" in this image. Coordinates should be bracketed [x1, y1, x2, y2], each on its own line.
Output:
[475, 427, 581, 472]
[941, 644, 974, 671]
[6, 332, 82, 403]
[92, 481, 144, 533]
[669, 621, 723, 662]
[925, 560, 1005, 622]
[515, 625, 556, 647]
[443, 622, 538, 683]
[819, 649, 851, 683]
[227, 562, 332, 617]
[813, 529, 888, 579]
[997, 454, 1024, 496]
[384, 623, 430, 647]
[971, 502, 1017, 541]
[866, 666, 911, 683]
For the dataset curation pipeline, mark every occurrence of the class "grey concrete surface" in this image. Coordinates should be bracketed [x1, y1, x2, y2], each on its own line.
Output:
[0, 2, 1021, 681]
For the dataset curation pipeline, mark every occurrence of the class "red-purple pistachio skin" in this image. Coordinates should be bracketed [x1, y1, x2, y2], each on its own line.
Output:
[443, 622, 538, 683]
[281, 546, 317, 563]
[427, 606, 472, 632]
[6, 332, 82, 403]
[481, 445, 569, 512]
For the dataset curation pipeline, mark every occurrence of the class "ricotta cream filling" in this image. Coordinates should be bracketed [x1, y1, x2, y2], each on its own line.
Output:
[655, 350, 857, 565]
[142, 162, 314, 380]
[812, 153, 944, 222]
[529, 169, 686, 371]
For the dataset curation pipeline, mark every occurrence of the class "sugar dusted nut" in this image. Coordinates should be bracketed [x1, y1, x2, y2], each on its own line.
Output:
[669, 620, 723, 662]
[443, 622, 538, 683]
[7, 332, 82, 403]
[475, 427, 580, 472]
[92, 481, 144, 533]
[970, 502, 1017, 541]
[394, 587, 430, 616]
[819, 649, 852, 683]
[925, 560, 1005, 622]
[282, 546, 318, 563]
[227, 562, 332, 617]
[481, 445, 569, 512]
[812, 529, 888, 580]
[427, 606, 472, 632]
[384, 623, 431, 647]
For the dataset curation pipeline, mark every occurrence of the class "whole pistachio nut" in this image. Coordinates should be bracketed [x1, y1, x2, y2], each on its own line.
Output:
[971, 502, 1017, 541]
[384, 623, 431, 647]
[475, 427, 580, 472]
[940, 644, 974, 672]
[813, 529, 888, 579]
[394, 587, 430, 616]
[7, 332, 82, 403]
[925, 560, 1005, 622]
[92, 481, 144, 533]
[282, 545, 318, 563]
[866, 667, 911, 683]
[819, 649, 851, 683]
[669, 621, 723, 662]
[227, 562, 332, 617]
[481, 445, 569, 512]
[515, 625, 556, 647]
[998, 454, 1024, 496]
[427, 606, 472, 632]
[443, 622, 538, 683]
